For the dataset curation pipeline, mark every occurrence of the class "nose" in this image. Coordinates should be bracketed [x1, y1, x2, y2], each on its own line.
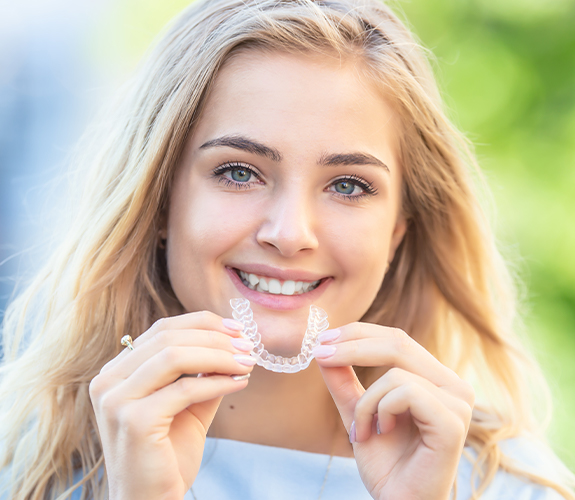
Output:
[256, 188, 319, 257]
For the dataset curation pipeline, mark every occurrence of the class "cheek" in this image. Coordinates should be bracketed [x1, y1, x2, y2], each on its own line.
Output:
[324, 209, 393, 308]
[325, 206, 394, 267]
[166, 191, 256, 281]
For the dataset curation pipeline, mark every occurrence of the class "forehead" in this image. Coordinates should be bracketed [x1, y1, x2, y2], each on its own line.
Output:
[189, 49, 400, 165]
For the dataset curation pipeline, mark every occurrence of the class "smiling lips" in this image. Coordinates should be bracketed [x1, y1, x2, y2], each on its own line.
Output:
[234, 268, 324, 296]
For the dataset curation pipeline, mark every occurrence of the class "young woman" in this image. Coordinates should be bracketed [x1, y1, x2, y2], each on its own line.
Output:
[0, 0, 573, 499]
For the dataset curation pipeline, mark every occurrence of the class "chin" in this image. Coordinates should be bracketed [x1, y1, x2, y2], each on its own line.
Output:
[256, 321, 309, 358]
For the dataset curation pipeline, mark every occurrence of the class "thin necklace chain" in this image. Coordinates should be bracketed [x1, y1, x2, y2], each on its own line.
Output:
[190, 415, 340, 500]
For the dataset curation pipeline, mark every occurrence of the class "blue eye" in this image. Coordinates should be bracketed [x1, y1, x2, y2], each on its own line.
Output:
[230, 168, 252, 182]
[334, 180, 356, 195]
[328, 175, 377, 200]
[212, 162, 262, 189]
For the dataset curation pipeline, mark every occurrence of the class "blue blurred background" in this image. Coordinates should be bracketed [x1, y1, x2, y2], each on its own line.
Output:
[0, 0, 573, 469]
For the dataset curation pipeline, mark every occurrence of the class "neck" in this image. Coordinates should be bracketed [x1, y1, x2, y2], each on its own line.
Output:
[208, 361, 353, 457]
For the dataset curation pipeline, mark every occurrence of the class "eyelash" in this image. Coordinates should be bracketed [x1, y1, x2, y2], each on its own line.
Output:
[211, 162, 379, 201]
[211, 162, 262, 190]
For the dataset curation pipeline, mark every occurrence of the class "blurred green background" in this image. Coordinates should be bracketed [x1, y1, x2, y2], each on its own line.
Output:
[93, 0, 575, 469]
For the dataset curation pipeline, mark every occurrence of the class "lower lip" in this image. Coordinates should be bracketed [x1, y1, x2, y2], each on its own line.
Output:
[225, 267, 332, 311]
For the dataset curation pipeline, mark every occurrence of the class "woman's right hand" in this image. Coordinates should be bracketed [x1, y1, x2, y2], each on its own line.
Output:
[89, 311, 255, 500]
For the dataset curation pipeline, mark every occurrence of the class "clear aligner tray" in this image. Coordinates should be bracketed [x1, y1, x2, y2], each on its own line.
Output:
[230, 298, 329, 373]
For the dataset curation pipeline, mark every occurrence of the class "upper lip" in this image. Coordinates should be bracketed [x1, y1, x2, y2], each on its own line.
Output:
[228, 264, 329, 282]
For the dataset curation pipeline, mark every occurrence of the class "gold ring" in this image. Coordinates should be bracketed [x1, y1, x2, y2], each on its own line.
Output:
[121, 335, 135, 351]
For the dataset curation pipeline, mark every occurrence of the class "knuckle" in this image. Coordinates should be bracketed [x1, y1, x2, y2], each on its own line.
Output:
[159, 345, 181, 366]
[404, 381, 420, 398]
[385, 366, 405, 384]
[197, 310, 215, 324]
[151, 317, 170, 334]
[88, 375, 107, 401]
[153, 328, 173, 348]
[377, 397, 388, 414]
[454, 398, 473, 424]
[117, 404, 141, 429]
[390, 327, 412, 353]
[99, 391, 121, 417]
[354, 393, 369, 415]
[174, 375, 196, 393]
[450, 415, 467, 439]
[349, 322, 364, 338]
[348, 339, 360, 356]
[205, 328, 219, 345]
[438, 416, 467, 453]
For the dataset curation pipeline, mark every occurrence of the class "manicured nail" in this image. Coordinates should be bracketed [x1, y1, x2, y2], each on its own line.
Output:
[222, 318, 244, 331]
[311, 345, 337, 359]
[231, 338, 254, 352]
[349, 421, 356, 444]
[317, 329, 341, 343]
[233, 354, 257, 366]
[231, 373, 250, 381]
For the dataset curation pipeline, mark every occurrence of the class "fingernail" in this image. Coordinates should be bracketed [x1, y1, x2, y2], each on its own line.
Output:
[376, 420, 381, 435]
[233, 354, 257, 366]
[311, 345, 336, 359]
[349, 421, 356, 444]
[231, 373, 251, 381]
[317, 329, 341, 343]
[222, 318, 244, 331]
[231, 338, 254, 352]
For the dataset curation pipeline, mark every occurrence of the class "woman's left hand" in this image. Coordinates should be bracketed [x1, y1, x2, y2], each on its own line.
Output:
[313, 322, 475, 500]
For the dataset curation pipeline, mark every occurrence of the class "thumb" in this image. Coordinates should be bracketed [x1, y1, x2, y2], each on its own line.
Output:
[318, 364, 365, 430]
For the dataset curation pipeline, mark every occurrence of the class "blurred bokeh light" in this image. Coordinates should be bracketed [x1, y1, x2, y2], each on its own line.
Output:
[1, 0, 573, 470]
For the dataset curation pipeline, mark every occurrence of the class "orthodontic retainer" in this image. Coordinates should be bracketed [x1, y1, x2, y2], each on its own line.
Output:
[230, 298, 328, 373]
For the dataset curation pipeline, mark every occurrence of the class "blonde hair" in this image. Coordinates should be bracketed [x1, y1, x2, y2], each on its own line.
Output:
[0, 0, 573, 499]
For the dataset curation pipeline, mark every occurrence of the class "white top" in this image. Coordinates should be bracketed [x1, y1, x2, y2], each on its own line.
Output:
[186, 437, 565, 500]
[0, 437, 566, 499]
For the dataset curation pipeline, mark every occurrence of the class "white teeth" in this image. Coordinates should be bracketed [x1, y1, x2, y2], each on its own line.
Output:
[268, 279, 282, 294]
[236, 269, 322, 295]
[281, 280, 295, 295]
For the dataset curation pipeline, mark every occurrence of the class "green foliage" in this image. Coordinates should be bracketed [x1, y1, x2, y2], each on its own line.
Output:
[398, 0, 575, 469]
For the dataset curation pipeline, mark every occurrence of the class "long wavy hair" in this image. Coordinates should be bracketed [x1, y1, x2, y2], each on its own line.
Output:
[1, 0, 574, 499]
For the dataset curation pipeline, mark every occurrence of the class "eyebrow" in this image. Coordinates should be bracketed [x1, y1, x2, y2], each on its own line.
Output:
[199, 134, 389, 172]
[199, 135, 282, 162]
[319, 152, 390, 172]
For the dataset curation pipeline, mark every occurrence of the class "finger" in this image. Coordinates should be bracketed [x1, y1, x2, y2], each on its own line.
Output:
[118, 347, 256, 399]
[353, 367, 473, 442]
[138, 311, 245, 346]
[130, 373, 250, 428]
[318, 364, 365, 432]
[375, 383, 467, 453]
[102, 329, 254, 379]
[105, 310, 245, 371]
[117, 347, 255, 399]
[314, 323, 468, 399]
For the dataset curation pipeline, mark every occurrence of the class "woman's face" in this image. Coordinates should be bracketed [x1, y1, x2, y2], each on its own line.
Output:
[164, 50, 406, 356]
